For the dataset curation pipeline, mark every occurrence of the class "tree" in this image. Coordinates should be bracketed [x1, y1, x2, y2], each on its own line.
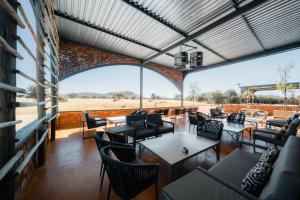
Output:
[224, 89, 239, 104]
[189, 81, 201, 106]
[112, 93, 124, 102]
[277, 63, 294, 109]
[174, 94, 181, 100]
[27, 85, 37, 98]
[150, 93, 156, 101]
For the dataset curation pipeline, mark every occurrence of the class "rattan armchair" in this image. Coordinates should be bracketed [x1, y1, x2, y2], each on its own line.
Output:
[100, 146, 159, 200]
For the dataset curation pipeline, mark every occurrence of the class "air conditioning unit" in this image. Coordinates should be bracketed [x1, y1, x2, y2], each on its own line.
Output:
[174, 52, 188, 67]
[190, 51, 203, 68]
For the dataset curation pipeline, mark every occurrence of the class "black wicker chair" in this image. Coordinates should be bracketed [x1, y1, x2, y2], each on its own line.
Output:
[196, 112, 211, 120]
[209, 108, 228, 120]
[174, 109, 180, 118]
[126, 115, 157, 144]
[94, 132, 131, 190]
[253, 118, 300, 153]
[197, 120, 224, 161]
[188, 114, 203, 132]
[100, 146, 159, 200]
[146, 113, 174, 136]
[227, 112, 245, 124]
[266, 113, 299, 128]
[82, 111, 107, 139]
[130, 109, 147, 117]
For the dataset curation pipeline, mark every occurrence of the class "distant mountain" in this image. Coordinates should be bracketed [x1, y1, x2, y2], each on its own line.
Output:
[65, 91, 139, 99]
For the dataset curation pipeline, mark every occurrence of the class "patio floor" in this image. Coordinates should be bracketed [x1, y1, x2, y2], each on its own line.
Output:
[20, 115, 257, 200]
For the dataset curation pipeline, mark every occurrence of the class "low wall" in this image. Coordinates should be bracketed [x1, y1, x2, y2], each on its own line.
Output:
[57, 107, 184, 129]
[223, 104, 299, 116]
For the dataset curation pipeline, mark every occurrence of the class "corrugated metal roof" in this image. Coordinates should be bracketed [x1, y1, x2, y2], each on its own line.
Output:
[53, 0, 300, 72]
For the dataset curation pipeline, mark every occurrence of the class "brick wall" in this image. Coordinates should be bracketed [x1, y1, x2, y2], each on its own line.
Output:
[223, 104, 299, 116]
[57, 107, 183, 129]
[59, 40, 183, 90]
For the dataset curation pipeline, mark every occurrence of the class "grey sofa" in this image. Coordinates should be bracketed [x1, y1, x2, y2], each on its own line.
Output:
[161, 136, 300, 200]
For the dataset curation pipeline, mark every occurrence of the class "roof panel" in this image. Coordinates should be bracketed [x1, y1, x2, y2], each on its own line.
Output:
[56, 16, 156, 59]
[133, 0, 236, 34]
[54, 0, 182, 50]
[195, 16, 264, 59]
[245, 0, 300, 50]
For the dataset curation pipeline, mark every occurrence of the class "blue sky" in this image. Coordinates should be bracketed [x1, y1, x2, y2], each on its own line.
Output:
[17, 1, 300, 98]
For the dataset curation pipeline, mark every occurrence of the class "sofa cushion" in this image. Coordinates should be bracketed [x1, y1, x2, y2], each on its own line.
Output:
[209, 149, 260, 187]
[162, 169, 252, 200]
[158, 125, 173, 134]
[241, 163, 272, 196]
[259, 136, 300, 200]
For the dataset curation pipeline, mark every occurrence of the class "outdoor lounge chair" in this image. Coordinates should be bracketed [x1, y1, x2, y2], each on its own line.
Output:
[146, 113, 174, 136]
[227, 112, 246, 124]
[197, 120, 223, 161]
[209, 108, 228, 120]
[266, 113, 299, 128]
[82, 111, 107, 139]
[100, 146, 159, 200]
[253, 118, 300, 153]
[188, 114, 202, 132]
[94, 132, 131, 190]
[126, 115, 157, 143]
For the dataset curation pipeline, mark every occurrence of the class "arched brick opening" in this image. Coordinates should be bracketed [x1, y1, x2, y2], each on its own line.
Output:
[58, 40, 184, 91]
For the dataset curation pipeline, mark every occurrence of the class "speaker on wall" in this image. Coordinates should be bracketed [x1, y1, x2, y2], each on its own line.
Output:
[190, 51, 203, 68]
[174, 52, 188, 67]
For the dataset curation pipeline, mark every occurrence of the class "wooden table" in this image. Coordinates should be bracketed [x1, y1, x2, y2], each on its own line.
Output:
[139, 132, 217, 181]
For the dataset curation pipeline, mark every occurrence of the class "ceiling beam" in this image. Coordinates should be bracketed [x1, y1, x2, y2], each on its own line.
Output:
[187, 41, 300, 74]
[120, 0, 227, 61]
[231, 0, 266, 51]
[143, 0, 269, 64]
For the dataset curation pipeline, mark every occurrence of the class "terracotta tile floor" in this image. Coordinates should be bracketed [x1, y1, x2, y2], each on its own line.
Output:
[20, 115, 258, 200]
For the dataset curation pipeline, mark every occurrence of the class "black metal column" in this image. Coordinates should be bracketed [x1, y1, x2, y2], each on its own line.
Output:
[140, 65, 143, 109]
[50, 59, 57, 141]
[0, 0, 17, 199]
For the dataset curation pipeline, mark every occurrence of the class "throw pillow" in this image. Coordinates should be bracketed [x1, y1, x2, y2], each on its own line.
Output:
[131, 120, 145, 130]
[259, 146, 280, 166]
[241, 163, 272, 195]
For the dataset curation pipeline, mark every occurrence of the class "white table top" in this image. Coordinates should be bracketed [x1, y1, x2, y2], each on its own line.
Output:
[139, 132, 217, 165]
[223, 122, 247, 133]
[106, 116, 126, 123]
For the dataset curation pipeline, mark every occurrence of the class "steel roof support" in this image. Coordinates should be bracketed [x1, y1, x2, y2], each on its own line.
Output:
[231, 0, 265, 51]
[143, 0, 269, 64]
[187, 41, 300, 74]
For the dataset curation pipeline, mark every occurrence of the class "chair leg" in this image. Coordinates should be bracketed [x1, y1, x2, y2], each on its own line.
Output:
[155, 180, 158, 200]
[216, 143, 220, 162]
[253, 139, 256, 154]
[107, 184, 111, 200]
[100, 162, 104, 179]
[100, 165, 105, 190]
